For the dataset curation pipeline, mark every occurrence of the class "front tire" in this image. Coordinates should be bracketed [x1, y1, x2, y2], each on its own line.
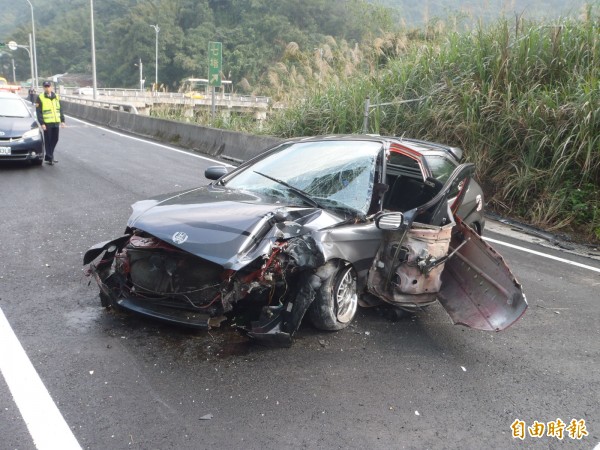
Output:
[99, 291, 111, 309]
[309, 262, 358, 331]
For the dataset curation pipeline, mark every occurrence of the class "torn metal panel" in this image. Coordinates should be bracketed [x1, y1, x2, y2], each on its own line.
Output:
[437, 219, 527, 331]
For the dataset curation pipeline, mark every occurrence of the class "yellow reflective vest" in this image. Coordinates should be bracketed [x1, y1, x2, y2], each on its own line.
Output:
[38, 94, 62, 124]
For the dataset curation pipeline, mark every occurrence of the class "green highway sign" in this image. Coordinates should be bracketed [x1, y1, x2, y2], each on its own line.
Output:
[208, 41, 222, 87]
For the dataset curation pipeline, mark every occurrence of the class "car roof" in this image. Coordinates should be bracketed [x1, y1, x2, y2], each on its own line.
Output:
[0, 91, 22, 99]
[286, 134, 462, 162]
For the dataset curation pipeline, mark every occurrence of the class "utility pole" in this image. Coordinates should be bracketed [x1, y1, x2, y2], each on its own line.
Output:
[90, 0, 98, 99]
[25, 0, 38, 88]
[28, 34, 34, 86]
[150, 24, 159, 91]
[139, 58, 143, 92]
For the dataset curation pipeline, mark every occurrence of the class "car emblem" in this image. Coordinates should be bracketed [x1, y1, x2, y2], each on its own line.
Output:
[172, 231, 188, 244]
[0, 132, 5, 136]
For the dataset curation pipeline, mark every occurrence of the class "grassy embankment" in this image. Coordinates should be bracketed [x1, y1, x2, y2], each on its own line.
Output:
[265, 13, 599, 242]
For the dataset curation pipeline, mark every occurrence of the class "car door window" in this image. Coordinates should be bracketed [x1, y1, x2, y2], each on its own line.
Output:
[424, 155, 459, 196]
[388, 152, 422, 177]
[423, 155, 456, 184]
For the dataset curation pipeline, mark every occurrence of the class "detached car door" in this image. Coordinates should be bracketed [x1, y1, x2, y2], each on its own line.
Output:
[367, 163, 527, 331]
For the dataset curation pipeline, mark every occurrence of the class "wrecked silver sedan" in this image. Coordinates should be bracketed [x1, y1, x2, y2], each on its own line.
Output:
[84, 136, 526, 345]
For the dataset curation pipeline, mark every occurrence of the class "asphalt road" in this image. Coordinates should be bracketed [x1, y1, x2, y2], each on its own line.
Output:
[1, 117, 599, 450]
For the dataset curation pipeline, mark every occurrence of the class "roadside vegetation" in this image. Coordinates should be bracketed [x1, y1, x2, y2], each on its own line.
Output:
[262, 11, 600, 243]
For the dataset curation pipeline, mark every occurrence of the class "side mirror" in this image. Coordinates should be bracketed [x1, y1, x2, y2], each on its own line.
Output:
[205, 165, 229, 180]
[375, 212, 404, 230]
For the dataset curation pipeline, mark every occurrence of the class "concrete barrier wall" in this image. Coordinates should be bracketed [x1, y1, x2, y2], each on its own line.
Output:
[62, 101, 283, 164]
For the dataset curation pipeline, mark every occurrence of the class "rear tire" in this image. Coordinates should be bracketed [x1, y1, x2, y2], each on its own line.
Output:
[470, 222, 482, 235]
[309, 262, 358, 331]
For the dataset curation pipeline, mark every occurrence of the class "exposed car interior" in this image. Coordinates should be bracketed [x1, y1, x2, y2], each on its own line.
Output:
[382, 151, 442, 213]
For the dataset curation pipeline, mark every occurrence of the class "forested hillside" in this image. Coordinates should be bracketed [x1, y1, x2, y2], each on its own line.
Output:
[2, 0, 593, 90]
[0, 0, 392, 90]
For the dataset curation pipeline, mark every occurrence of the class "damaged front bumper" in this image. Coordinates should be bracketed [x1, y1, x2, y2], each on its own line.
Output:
[84, 231, 326, 346]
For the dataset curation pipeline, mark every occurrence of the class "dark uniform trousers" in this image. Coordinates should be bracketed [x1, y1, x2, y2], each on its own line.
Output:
[44, 124, 61, 162]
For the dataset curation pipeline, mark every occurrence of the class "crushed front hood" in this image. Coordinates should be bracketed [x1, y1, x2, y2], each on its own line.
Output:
[127, 185, 338, 267]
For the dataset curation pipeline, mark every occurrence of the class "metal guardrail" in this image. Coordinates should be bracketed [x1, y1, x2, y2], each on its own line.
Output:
[362, 84, 449, 133]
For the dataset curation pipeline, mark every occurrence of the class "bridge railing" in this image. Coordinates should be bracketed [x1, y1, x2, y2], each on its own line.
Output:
[61, 95, 139, 114]
[61, 87, 270, 104]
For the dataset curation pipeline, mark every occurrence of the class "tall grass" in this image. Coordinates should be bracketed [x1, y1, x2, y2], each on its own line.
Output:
[265, 12, 600, 241]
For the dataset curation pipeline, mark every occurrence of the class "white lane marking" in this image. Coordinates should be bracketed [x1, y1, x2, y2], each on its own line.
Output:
[484, 237, 600, 274]
[0, 307, 81, 450]
[66, 115, 235, 167]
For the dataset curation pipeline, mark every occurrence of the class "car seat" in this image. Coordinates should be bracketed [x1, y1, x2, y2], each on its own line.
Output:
[384, 176, 426, 212]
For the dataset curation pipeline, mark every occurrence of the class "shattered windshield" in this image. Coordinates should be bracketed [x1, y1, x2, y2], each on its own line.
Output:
[225, 140, 382, 214]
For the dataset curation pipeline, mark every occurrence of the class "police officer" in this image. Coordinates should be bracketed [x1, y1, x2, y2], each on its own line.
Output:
[36, 81, 65, 165]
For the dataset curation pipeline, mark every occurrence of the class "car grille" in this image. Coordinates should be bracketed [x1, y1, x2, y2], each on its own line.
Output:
[0, 136, 23, 142]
